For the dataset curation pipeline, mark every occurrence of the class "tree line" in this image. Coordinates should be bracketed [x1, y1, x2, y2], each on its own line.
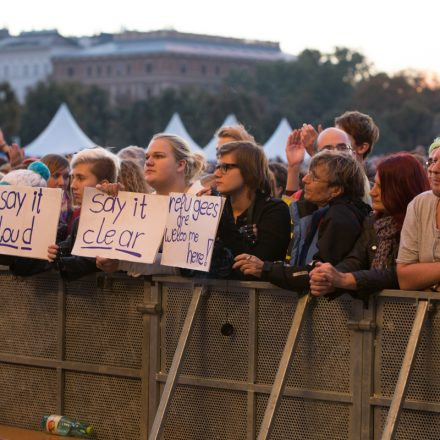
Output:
[1, 47, 439, 156]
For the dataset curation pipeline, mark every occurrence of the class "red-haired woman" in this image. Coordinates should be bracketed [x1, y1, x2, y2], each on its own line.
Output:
[309, 152, 430, 297]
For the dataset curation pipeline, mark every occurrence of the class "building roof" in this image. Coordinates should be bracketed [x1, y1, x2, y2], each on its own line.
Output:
[54, 30, 294, 62]
[0, 30, 78, 52]
[25, 103, 96, 156]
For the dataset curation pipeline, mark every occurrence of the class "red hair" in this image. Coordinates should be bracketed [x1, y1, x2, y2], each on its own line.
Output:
[377, 152, 430, 229]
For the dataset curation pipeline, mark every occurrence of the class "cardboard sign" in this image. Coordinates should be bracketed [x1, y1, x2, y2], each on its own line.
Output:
[0, 186, 62, 260]
[72, 188, 169, 263]
[161, 192, 225, 272]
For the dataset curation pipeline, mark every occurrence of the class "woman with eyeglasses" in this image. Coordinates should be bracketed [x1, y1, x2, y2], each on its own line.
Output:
[214, 141, 291, 266]
[397, 138, 440, 291]
[309, 153, 430, 298]
[233, 150, 371, 291]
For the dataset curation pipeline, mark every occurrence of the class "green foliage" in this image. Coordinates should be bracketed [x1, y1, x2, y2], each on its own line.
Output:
[20, 81, 111, 145]
[352, 71, 440, 152]
[1, 47, 437, 155]
[0, 82, 21, 139]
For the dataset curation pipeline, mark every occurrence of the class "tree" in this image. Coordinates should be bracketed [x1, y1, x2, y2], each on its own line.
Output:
[20, 81, 112, 145]
[0, 82, 21, 141]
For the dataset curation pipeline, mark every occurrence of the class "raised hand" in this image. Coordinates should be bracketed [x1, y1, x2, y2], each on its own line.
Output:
[300, 124, 319, 156]
[6, 143, 24, 168]
[285, 129, 305, 167]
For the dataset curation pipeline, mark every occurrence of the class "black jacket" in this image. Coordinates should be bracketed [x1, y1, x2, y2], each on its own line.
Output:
[335, 214, 399, 294]
[219, 191, 291, 262]
[54, 217, 99, 281]
[263, 195, 371, 292]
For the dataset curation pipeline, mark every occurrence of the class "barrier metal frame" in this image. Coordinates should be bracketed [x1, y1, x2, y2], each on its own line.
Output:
[149, 276, 367, 439]
[1, 271, 440, 439]
[366, 290, 440, 440]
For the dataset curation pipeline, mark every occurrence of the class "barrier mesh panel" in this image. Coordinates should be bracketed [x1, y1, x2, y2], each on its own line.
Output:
[65, 277, 144, 369]
[161, 384, 247, 440]
[163, 284, 249, 381]
[376, 406, 440, 439]
[256, 289, 297, 383]
[64, 371, 141, 440]
[0, 363, 57, 430]
[257, 292, 353, 393]
[0, 273, 58, 358]
[376, 298, 440, 403]
[376, 299, 415, 398]
[256, 394, 350, 439]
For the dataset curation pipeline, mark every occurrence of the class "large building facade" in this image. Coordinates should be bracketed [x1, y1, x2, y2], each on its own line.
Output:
[0, 30, 79, 102]
[52, 30, 293, 102]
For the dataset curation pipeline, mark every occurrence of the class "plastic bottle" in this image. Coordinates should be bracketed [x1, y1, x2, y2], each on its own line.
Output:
[41, 415, 94, 438]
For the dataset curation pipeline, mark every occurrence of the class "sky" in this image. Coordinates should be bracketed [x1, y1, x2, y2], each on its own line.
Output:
[2, 0, 440, 77]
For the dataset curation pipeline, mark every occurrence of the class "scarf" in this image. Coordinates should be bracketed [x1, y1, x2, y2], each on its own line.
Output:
[371, 215, 400, 270]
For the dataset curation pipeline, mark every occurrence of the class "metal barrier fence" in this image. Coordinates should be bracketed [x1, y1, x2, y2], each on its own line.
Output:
[0, 271, 439, 439]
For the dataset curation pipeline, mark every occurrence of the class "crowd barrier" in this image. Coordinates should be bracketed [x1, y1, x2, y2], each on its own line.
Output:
[0, 271, 439, 439]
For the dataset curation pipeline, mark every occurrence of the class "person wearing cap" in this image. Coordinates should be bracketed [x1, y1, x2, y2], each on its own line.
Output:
[397, 137, 440, 291]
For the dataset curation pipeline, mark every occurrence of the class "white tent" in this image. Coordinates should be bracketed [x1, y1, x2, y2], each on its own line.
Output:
[264, 118, 312, 166]
[264, 118, 293, 160]
[203, 114, 238, 161]
[25, 103, 96, 156]
[164, 113, 203, 154]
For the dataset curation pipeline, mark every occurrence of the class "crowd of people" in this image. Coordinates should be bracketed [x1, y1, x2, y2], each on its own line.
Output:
[0, 109, 439, 297]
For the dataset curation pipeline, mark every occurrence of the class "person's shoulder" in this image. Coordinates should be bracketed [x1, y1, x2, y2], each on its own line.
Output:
[362, 212, 376, 228]
[413, 190, 435, 202]
[410, 190, 435, 210]
[261, 195, 290, 213]
[327, 197, 369, 226]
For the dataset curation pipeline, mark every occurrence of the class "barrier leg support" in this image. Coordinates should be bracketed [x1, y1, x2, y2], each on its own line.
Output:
[257, 293, 311, 440]
[381, 299, 430, 440]
[149, 284, 205, 440]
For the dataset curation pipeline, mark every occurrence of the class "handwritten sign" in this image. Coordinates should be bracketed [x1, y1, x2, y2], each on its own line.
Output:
[161, 193, 225, 272]
[0, 186, 62, 260]
[72, 187, 168, 263]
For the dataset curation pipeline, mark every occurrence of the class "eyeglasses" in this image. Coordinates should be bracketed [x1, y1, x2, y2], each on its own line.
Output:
[321, 143, 353, 152]
[305, 169, 331, 184]
[426, 157, 440, 168]
[215, 163, 240, 174]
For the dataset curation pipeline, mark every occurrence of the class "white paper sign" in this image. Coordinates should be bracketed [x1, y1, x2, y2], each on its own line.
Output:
[0, 186, 62, 260]
[72, 188, 169, 263]
[161, 193, 225, 272]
